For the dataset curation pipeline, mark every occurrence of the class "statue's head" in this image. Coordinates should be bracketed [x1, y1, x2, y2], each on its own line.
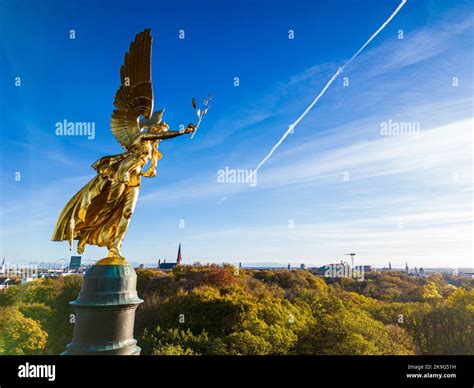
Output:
[150, 121, 169, 133]
[139, 109, 167, 133]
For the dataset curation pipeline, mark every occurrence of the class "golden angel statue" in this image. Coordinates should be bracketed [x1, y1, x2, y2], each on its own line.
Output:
[52, 29, 200, 264]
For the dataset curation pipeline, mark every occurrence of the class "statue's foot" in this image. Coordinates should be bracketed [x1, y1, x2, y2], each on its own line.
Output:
[107, 248, 127, 261]
[96, 249, 128, 265]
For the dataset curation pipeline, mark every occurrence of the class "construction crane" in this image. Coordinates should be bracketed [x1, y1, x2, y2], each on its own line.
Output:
[345, 253, 356, 267]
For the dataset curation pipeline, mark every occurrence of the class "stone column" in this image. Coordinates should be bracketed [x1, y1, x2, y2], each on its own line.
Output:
[63, 259, 143, 355]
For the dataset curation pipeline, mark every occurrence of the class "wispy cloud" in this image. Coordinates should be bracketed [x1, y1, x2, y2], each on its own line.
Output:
[196, 10, 473, 155]
[139, 115, 472, 203]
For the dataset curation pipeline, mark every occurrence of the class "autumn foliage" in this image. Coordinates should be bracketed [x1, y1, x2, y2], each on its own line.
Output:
[0, 266, 473, 355]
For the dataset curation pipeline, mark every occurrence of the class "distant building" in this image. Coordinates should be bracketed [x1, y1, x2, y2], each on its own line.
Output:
[405, 262, 409, 274]
[158, 259, 174, 270]
[300, 263, 306, 270]
[381, 262, 393, 271]
[69, 256, 82, 270]
[310, 266, 329, 276]
[158, 243, 183, 271]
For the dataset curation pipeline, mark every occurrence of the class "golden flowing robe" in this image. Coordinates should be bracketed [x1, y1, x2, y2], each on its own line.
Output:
[52, 141, 152, 255]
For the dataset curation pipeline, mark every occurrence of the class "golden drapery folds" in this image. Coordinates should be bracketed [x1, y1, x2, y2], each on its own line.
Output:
[52, 143, 148, 261]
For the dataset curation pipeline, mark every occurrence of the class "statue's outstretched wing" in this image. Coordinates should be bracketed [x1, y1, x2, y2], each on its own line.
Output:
[111, 28, 154, 149]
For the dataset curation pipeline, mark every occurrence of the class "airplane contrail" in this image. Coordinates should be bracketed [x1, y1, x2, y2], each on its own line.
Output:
[249, 0, 407, 179]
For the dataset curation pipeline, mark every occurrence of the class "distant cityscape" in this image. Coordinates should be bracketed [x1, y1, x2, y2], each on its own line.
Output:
[1, 244, 473, 291]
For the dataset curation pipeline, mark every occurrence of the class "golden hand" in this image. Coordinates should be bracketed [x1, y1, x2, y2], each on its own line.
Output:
[184, 123, 197, 134]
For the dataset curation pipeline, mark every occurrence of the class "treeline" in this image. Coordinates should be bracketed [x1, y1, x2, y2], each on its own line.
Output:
[0, 266, 472, 355]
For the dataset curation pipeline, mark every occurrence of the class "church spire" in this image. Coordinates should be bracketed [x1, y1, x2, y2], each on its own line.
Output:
[176, 243, 182, 265]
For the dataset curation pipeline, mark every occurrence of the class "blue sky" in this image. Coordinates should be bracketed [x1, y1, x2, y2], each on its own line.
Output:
[0, 0, 472, 268]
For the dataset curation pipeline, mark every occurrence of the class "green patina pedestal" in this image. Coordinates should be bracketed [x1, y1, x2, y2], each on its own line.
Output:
[63, 260, 143, 355]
